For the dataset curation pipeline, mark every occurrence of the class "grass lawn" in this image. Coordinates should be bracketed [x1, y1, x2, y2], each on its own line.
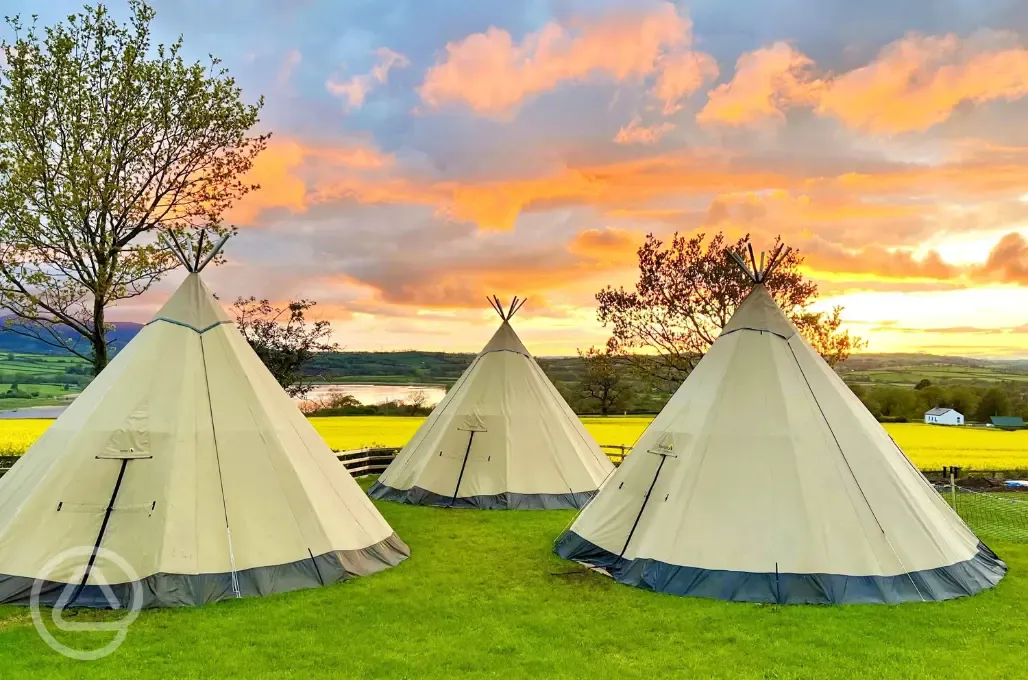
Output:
[0, 477, 1022, 679]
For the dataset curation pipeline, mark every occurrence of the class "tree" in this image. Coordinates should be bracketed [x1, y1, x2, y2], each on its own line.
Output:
[947, 387, 980, 420]
[914, 379, 932, 390]
[914, 384, 947, 415]
[406, 390, 428, 415]
[0, 2, 268, 375]
[847, 382, 867, 400]
[870, 386, 917, 420]
[975, 387, 1012, 423]
[576, 346, 633, 415]
[596, 232, 865, 387]
[233, 297, 337, 398]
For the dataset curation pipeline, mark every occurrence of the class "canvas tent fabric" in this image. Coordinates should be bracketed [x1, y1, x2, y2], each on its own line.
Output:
[369, 305, 613, 509]
[0, 271, 408, 609]
[555, 283, 1005, 604]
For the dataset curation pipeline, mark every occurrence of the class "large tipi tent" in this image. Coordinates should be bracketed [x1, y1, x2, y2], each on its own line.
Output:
[369, 296, 613, 509]
[0, 235, 408, 609]
[555, 247, 1005, 604]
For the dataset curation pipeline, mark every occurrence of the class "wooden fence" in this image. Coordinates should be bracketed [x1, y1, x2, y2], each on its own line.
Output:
[337, 445, 635, 478]
[337, 447, 401, 477]
[601, 444, 630, 466]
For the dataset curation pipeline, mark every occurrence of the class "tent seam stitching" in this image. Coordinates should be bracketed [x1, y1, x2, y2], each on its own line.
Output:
[146, 318, 230, 334]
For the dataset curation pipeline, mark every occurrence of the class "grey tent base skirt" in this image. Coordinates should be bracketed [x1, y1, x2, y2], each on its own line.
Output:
[368, 481, 597, 509]
[554, 531, 1006, 604]
[0, 532, 409, 609]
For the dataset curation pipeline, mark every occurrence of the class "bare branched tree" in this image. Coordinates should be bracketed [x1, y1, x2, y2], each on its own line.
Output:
[597, 232, 865, 388]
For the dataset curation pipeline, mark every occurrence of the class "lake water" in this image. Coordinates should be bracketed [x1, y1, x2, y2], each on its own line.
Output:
[303, 384, 447, 407]
[0, 406, 69, 420]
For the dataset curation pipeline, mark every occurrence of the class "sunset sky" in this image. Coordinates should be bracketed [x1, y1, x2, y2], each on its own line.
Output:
[8, 0, 1028, 357]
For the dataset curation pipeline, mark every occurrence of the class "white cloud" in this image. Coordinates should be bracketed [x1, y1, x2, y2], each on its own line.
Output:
[326, 47, 410, 111]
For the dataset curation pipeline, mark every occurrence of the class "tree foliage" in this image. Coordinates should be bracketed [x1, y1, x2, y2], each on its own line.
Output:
[596, 232, 866, 386]
[574, 346, 633, 415]
[975, 387, 1013, 422]
[849, 381, 1028, 423]
[233, 297, 337, 398]
[0, 2, 267, 374]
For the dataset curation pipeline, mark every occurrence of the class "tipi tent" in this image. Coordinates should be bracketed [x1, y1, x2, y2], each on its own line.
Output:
[555, 247, 1005, 604]
[369, 296, 613, 509]
[0, 235, 408, 609]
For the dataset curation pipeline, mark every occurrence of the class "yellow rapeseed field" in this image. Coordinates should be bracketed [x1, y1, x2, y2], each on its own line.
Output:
[1, 416, 1027, 470]
[0, 420, 51, 455]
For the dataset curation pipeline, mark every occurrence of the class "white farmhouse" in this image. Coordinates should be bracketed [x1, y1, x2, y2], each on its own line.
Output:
[924, 407, 964, 426]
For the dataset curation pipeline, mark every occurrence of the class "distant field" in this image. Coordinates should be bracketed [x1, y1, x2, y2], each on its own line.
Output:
[0, 383, 71, 396]
[0, 351, 89, 372]
[0, 352, 85, 409]
[3, 416, 1027, 471]
[843, 364, 1028, 387]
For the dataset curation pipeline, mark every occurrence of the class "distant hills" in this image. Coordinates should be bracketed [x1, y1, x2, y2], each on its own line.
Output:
[836, 352, 1028, 373]
[0, 318, 1025, 388]
[0, 316, 142, 355]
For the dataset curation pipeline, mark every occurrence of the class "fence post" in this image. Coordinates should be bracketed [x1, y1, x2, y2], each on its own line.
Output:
[950, 470, 956, 512]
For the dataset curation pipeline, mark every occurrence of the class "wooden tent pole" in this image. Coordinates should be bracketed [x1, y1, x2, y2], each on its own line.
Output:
[196, 234, 231, 272]
[728, 251, 754, 282]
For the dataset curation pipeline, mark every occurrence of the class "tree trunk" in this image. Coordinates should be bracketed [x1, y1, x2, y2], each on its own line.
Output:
[91, 298, 109, 376]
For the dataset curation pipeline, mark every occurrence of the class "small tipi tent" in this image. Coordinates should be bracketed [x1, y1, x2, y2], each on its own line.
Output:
[555, 247, 1005, 604]
[0, 235, 408, 608]
[369, 296, 613, 509]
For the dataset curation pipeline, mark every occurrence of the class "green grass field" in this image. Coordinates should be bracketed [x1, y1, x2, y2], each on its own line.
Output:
[0, 477, 1022, 679]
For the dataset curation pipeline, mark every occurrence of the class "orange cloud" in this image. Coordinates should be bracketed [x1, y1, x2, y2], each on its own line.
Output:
[698, 42, 823, 126]
[972, 232, 1028, 284]
[803, 241, 958, 280]
[824, 161, 1028, 197]
[418, 2, 713, 117]
[309, 149, 787, 230]
[817, 31, 1028, 133]
[569, 227, 642, 265]
[231, 135, 1028, 240]
[321, 256, 587, 309]
[703, 189, 927, 232]
[613, 116, 676, 145]
[698, 31, 1028, 133]
[653, 49, 720, 114]
[229, 138, 395, 224]
[438, 153, 788, 229]
[326, 47, 410, 111]
[229, 140, 308, 224]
